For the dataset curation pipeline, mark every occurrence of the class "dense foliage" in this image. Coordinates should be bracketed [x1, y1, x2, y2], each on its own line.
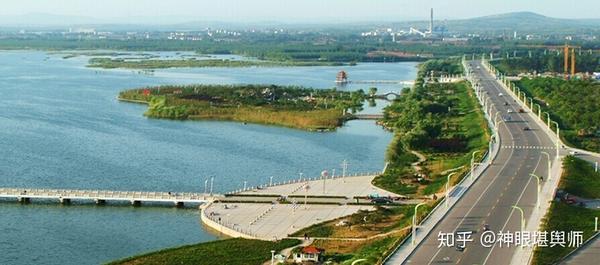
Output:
[107, 238, 300, 265]
[373, 59, 489, 196]
[493, 52, 600, 75]
[516, 77, 600, 151]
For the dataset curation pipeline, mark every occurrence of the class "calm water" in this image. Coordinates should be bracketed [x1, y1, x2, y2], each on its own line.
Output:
[0, 51, 417, 264]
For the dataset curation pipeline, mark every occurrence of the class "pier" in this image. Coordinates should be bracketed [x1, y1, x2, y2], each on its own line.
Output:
[0, 188, 221, 207]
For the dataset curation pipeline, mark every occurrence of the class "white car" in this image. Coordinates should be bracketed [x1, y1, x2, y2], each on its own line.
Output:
[507, 109, 513, 113]
[499, 93, 504, 96]
[569, 151, 578, 155]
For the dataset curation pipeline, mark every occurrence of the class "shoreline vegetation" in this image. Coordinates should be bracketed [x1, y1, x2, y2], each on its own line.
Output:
[90, 57, 348, 69]
[118, 84, 367, 131]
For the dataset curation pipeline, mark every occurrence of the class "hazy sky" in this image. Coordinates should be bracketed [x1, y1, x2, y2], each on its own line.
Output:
[1, 0, 598, 23]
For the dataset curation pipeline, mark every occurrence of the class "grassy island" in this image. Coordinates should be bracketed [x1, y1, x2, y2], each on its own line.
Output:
[119, 84, 367, 130]
[107, 238, 300, 265]
[90, 57, 345, 69]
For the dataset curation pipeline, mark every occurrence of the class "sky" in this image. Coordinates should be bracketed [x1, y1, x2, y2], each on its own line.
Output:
[0, 0, 598, 24]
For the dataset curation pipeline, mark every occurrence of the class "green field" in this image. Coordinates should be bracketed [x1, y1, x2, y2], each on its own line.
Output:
[107, 238, 300, 265]
[532, 156, 600, 265]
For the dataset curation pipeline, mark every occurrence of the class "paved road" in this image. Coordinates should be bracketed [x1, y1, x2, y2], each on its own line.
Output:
[405, 60, 557, 265]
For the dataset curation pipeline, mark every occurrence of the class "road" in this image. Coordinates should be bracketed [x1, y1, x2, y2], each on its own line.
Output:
[404, 60, 558, 265]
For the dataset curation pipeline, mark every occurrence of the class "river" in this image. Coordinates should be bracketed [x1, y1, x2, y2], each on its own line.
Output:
[0, 50, 417, 264]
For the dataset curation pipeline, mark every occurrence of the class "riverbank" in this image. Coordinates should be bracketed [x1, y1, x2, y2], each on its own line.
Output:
[118, 84, 367, 131]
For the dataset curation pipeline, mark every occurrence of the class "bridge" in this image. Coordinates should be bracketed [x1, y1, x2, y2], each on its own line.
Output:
[342, 80, 414, 85]
[0, 188, 221, 207]
[351, 114, 384, 120]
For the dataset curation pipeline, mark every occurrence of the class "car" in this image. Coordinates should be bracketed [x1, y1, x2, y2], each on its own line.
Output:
[498, 93, 504, 96]
[371, 197, 393, 204]
[503, 102, 509, 106]
[507, 109, 513, 113]
[482, 224, 490, 231]
[523, 127, 530, 131]
[518, 108, 525, 113]
[456, 244, 465, 252]
[569, 151, 578, 155]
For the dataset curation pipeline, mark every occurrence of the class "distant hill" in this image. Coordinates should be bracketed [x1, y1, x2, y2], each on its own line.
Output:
[392, 12, 600, 34]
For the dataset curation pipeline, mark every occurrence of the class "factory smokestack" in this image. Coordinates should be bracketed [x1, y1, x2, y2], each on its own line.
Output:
[429, 8, 433, 33]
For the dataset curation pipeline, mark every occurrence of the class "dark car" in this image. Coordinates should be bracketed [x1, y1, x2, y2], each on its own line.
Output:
[371, 197, 393, 204]
[523, 127, 530, 131]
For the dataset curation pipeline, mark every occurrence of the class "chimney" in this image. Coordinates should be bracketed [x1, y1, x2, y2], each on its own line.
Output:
[429, 8, 434, 33]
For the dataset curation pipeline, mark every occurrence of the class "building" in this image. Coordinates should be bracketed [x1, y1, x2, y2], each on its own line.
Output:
[293, 246, 324, 264]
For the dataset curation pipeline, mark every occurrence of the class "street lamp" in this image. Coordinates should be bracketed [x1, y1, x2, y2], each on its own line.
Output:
[271, 250, 276, 265]
[542, 111, 551, 129]
[210, 176, 214, 195]
[471, 150, 482, 181]
[270, 176, 274, 187]
[529, 174, 542, 209]
[446, 172, 458, 208]
[204, 178, 209, 194]
[512, 205, 525, 233]
[541, 152, 551, 181]
[550, 121, 560, 159]
[533, 103, 541, 118]
[412, 202, 428, 245]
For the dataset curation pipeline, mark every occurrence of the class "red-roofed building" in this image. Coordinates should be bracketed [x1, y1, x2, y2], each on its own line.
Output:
[293, 246, 324, 263]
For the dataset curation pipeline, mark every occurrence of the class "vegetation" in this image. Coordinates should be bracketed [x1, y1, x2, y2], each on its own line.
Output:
[532, 156, 600, 265]
[514, 77, 600, 152]
[374, 58, 490, 196]
[107, 238, 299, 265]
[88, 57, 344, 69]
[119, 84, 366, 130]
[493, 52, 600, 75]
[291, 206, 414, 238]
[559, 156, 600, 199]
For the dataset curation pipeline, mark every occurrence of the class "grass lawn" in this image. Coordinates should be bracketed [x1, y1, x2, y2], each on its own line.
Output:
[290, 206, 414, 238]
[560, 156, 600, 198]
[106, 238, 300, 265]
[532, 202, 599, 265]
[532, 156, 600, 264]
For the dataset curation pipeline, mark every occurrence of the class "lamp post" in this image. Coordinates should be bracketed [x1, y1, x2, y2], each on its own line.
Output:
[529, 174, 542, 209]
[412, 202, 428, 245]
[204, 179, 209, 194]
[471, 150, 482, 181]
[512, 205, 525, 233]
[446, 172, 458, 208]
[271, 250, 275, 265]
[270, 176, 274, 187]
[210, 176, 214, 195]
[533, 103, 541, 118]
[542, 111, 551, 129]
[550, 121, 560, 159]
[541, 152, 551, 180]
